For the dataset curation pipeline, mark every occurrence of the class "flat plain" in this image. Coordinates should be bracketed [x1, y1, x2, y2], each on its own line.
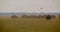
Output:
[0, 16, 60, 32]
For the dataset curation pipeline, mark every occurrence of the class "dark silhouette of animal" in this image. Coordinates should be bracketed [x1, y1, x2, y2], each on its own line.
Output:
[46, 15, 51, 20]
[11, 15, 18, 18]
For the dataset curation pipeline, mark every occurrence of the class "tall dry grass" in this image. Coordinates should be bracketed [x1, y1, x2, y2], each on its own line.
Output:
[0, 16, 60, 32]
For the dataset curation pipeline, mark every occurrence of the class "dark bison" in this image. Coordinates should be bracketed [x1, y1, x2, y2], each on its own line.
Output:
[46, 15, 51, 20]
[22, 15, 28, 18]
[11, 15, 18, 18]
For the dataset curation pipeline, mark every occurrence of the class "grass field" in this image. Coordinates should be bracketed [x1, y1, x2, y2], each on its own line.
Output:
[0, 16, 60, 32]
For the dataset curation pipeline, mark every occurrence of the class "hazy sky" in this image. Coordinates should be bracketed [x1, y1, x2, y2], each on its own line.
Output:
[0, 0, 60, 13]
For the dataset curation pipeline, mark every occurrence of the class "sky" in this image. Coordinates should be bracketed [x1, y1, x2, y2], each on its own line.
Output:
[0, 0, 60, 13]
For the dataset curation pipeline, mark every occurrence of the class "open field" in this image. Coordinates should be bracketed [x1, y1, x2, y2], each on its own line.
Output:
[0, 16, 60, 32]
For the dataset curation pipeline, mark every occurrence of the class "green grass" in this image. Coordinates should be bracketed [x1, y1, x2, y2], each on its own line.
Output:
[0, 16, 60, 32]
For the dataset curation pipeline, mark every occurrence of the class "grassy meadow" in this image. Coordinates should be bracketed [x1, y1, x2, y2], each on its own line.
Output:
[0, 16, 60, 32]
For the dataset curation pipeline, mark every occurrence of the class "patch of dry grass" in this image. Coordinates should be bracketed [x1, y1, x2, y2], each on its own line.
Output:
[0, 16, 60, 32]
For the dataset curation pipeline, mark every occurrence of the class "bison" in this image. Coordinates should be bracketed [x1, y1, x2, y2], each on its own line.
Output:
[11, 15, 18, 19]
[46, 15, 51, 20]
